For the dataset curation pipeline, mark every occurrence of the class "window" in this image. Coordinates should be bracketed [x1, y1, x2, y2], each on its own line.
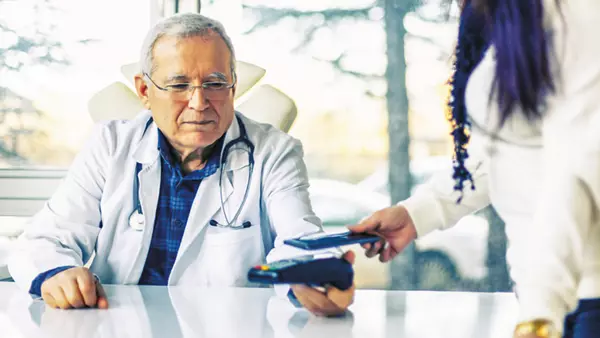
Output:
[0, 0, 152, 168]
[0, 0, 154, 281]
[0, 0, 511, 293]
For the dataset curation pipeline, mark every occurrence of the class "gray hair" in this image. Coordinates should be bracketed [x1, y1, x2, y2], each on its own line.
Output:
[140, 13, 236, 79]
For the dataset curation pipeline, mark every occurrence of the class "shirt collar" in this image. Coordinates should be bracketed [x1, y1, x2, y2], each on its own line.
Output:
[157, 130, 224, 176]
[157, 130, 175, 166]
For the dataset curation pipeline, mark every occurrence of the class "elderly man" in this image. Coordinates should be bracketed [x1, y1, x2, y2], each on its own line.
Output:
[8, 13, 354, 316]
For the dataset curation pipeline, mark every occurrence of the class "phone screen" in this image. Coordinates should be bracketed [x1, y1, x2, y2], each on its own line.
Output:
[284, 231, 380, 250]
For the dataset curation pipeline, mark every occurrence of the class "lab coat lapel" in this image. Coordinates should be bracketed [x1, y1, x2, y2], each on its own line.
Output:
[218, 113, 243, 206]
[131, 160, 161, 280]
[127, 116, 161, 284]
[219, 113, 252, 207]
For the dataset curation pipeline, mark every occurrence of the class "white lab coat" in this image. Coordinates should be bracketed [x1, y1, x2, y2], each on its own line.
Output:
[8, 110, 323, 295]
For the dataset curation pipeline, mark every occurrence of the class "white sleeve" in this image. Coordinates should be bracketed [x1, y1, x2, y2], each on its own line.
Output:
[403, 134, 492, 237]
[261, 136, 336, 299]
[514, 1, 600, 331]
[7, 123, 112, 293]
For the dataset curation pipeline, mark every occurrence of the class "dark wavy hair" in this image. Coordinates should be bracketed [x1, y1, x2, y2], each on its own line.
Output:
[448, 0, 555, 202]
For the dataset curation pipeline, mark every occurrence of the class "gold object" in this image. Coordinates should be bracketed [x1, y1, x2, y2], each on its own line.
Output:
[514, 319, 560, 338]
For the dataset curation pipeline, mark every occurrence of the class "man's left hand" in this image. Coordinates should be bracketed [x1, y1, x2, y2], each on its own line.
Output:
[290, 251, 356, 317]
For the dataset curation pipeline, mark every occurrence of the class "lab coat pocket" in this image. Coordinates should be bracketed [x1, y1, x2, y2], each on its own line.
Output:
[199, 225, 263, 286]
[101, 224, 145, 282]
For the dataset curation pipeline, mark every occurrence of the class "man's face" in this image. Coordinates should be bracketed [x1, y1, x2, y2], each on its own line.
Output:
[136, 33, 235, 154]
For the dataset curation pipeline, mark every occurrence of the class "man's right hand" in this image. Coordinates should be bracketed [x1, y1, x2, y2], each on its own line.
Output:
[347, 205, 417, 262]
[40, 267, 108, 309]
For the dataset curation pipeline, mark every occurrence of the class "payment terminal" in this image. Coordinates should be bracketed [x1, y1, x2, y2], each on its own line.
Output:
[247, 253, 354, 290]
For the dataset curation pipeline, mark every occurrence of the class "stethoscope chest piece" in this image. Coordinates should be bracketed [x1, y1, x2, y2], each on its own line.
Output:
[129, 210, 145, 231]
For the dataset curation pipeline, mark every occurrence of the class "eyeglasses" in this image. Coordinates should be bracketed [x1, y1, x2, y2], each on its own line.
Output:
[143, 72, 235, 101]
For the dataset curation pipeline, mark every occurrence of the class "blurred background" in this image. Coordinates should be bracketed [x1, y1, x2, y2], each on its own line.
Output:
[0, 0, 510, 293]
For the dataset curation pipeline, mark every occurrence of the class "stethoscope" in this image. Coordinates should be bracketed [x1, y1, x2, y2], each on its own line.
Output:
[128, 115, 255, 231]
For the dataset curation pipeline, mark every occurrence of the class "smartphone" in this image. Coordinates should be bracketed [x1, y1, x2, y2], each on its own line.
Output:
[283, 231, 380, 250]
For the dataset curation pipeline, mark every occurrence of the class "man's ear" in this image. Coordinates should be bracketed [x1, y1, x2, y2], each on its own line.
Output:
[134, 74, 151, 109]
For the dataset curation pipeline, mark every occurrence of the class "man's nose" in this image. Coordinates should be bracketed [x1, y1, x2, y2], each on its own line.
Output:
[188, 86, 210, 110]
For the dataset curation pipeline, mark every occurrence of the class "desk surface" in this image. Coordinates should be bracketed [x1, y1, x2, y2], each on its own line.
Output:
[0, 282, 518, 338]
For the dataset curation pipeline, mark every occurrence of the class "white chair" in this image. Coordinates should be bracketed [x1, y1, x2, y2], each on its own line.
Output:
[120, 61, 267, 100]
[90, 61, 298, 133]
[234, 84, 297, 133]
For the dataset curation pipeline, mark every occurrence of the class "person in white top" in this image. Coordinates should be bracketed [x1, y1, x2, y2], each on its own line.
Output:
[349, 1, 600, 337]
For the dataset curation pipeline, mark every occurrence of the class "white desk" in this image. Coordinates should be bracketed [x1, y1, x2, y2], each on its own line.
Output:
[0, 282, 519, 338]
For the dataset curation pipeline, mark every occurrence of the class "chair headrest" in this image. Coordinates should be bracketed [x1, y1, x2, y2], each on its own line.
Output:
[88, 82, 144, 122]
[88, 82, 297, 133]
[89, 61, 297, 132]
[119, 60, 266, 100]
[234, 84, 297, 133]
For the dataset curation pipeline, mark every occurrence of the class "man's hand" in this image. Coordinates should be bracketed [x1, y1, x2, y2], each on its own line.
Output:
[291, 251, 356, 317]
[40, 267, 108, 309]
[347, 205, 417, 262]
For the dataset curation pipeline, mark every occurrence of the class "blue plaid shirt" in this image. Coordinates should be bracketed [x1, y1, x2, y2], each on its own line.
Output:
[138, 130, 223, 285]
[29, 130, 223, 295]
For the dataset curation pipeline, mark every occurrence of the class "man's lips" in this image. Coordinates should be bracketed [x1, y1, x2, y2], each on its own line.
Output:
[182, 120, 215, 125]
